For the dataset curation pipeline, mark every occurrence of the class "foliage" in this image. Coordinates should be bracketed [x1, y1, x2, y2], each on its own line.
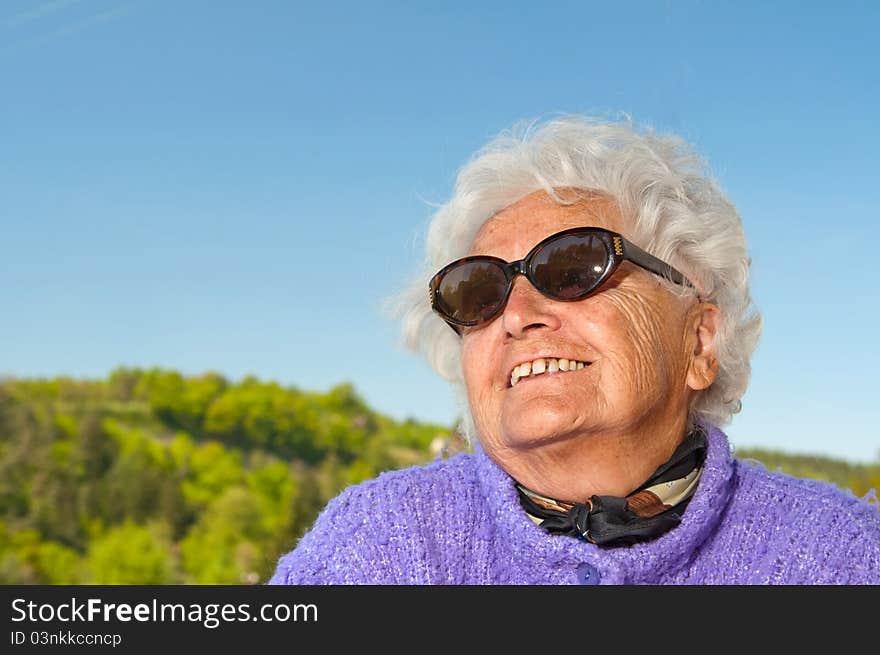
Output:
[0, 368, 876, 583]
[86, 522, 176, 584]
[0, 368, 451, 584]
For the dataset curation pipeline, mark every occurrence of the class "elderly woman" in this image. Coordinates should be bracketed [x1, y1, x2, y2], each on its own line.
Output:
[270, 117, 880, 584]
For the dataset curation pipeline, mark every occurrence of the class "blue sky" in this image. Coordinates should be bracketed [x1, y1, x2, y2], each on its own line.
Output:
[2, 1, 878, 462]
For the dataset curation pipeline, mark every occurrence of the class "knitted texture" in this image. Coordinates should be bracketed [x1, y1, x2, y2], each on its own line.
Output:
[269, 425, 880, 584]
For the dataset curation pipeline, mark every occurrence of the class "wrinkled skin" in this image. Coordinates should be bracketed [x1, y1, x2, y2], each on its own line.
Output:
[461, 190, 720, 501]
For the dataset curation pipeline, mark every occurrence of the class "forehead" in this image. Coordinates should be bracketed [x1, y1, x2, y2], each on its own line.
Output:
[468, 189, 627, 258]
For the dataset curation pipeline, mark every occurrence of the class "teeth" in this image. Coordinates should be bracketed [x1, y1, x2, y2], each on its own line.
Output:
[509, 358, 591, 386]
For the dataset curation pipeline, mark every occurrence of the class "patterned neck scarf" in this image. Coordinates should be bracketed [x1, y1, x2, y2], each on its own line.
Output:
[516, 425, 708, 547]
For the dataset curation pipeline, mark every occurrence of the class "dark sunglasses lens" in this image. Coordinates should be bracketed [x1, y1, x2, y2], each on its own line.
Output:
[436, 261, 508, 324]
[531, 233, 609, 299]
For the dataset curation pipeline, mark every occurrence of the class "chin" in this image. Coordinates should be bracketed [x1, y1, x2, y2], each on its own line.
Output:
[498, 402, 589, 450]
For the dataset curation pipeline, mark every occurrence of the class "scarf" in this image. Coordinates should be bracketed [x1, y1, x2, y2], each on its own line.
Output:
[516, 425, 707, 547]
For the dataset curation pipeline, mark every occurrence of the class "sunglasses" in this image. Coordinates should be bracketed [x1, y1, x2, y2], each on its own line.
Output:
[429, 226, 697, 334]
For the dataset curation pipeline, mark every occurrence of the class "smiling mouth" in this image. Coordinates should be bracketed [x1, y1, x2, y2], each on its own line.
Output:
[509, 358, 592, 387]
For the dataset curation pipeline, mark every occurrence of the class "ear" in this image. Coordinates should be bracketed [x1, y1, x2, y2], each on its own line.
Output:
[686, 302, 721, 391]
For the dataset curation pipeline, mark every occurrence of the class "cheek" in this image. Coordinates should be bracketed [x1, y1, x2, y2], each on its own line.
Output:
[598, 291, 685, 394]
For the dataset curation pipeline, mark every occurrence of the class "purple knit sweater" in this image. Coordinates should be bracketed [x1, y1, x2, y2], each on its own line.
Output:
[269, 425, 880, 584]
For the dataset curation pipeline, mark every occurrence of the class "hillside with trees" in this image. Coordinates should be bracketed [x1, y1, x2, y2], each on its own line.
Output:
[0, 369, 876, 584]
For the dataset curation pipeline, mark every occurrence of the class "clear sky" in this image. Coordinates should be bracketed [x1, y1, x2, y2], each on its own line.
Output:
[2, 1, 878, 462]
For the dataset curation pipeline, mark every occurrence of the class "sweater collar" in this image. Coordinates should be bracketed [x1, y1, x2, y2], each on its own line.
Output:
[472, 422, 736, 584]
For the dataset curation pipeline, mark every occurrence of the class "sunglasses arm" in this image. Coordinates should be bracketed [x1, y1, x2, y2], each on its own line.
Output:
[622, 238, 699, 295]
[447, 322, 464, 337]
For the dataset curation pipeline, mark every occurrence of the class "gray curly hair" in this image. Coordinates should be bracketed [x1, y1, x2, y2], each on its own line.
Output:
[389, 116, 762, 442]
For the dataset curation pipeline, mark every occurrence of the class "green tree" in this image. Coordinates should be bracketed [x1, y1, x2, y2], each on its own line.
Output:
[0, 525, 83, 584]
[86, 521, 176, 584]
[180, 487, 265, 584]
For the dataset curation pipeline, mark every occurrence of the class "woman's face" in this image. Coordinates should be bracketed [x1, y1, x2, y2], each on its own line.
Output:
[461, 190, 714, 468]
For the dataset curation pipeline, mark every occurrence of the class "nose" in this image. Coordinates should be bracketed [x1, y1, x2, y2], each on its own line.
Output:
[500, 275, 563, 338]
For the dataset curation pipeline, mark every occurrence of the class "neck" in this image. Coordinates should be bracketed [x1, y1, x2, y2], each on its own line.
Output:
[488, 413, 692, 502]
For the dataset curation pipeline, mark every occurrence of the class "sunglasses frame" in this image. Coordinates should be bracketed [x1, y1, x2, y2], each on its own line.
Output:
[429, 226, 697, 335]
